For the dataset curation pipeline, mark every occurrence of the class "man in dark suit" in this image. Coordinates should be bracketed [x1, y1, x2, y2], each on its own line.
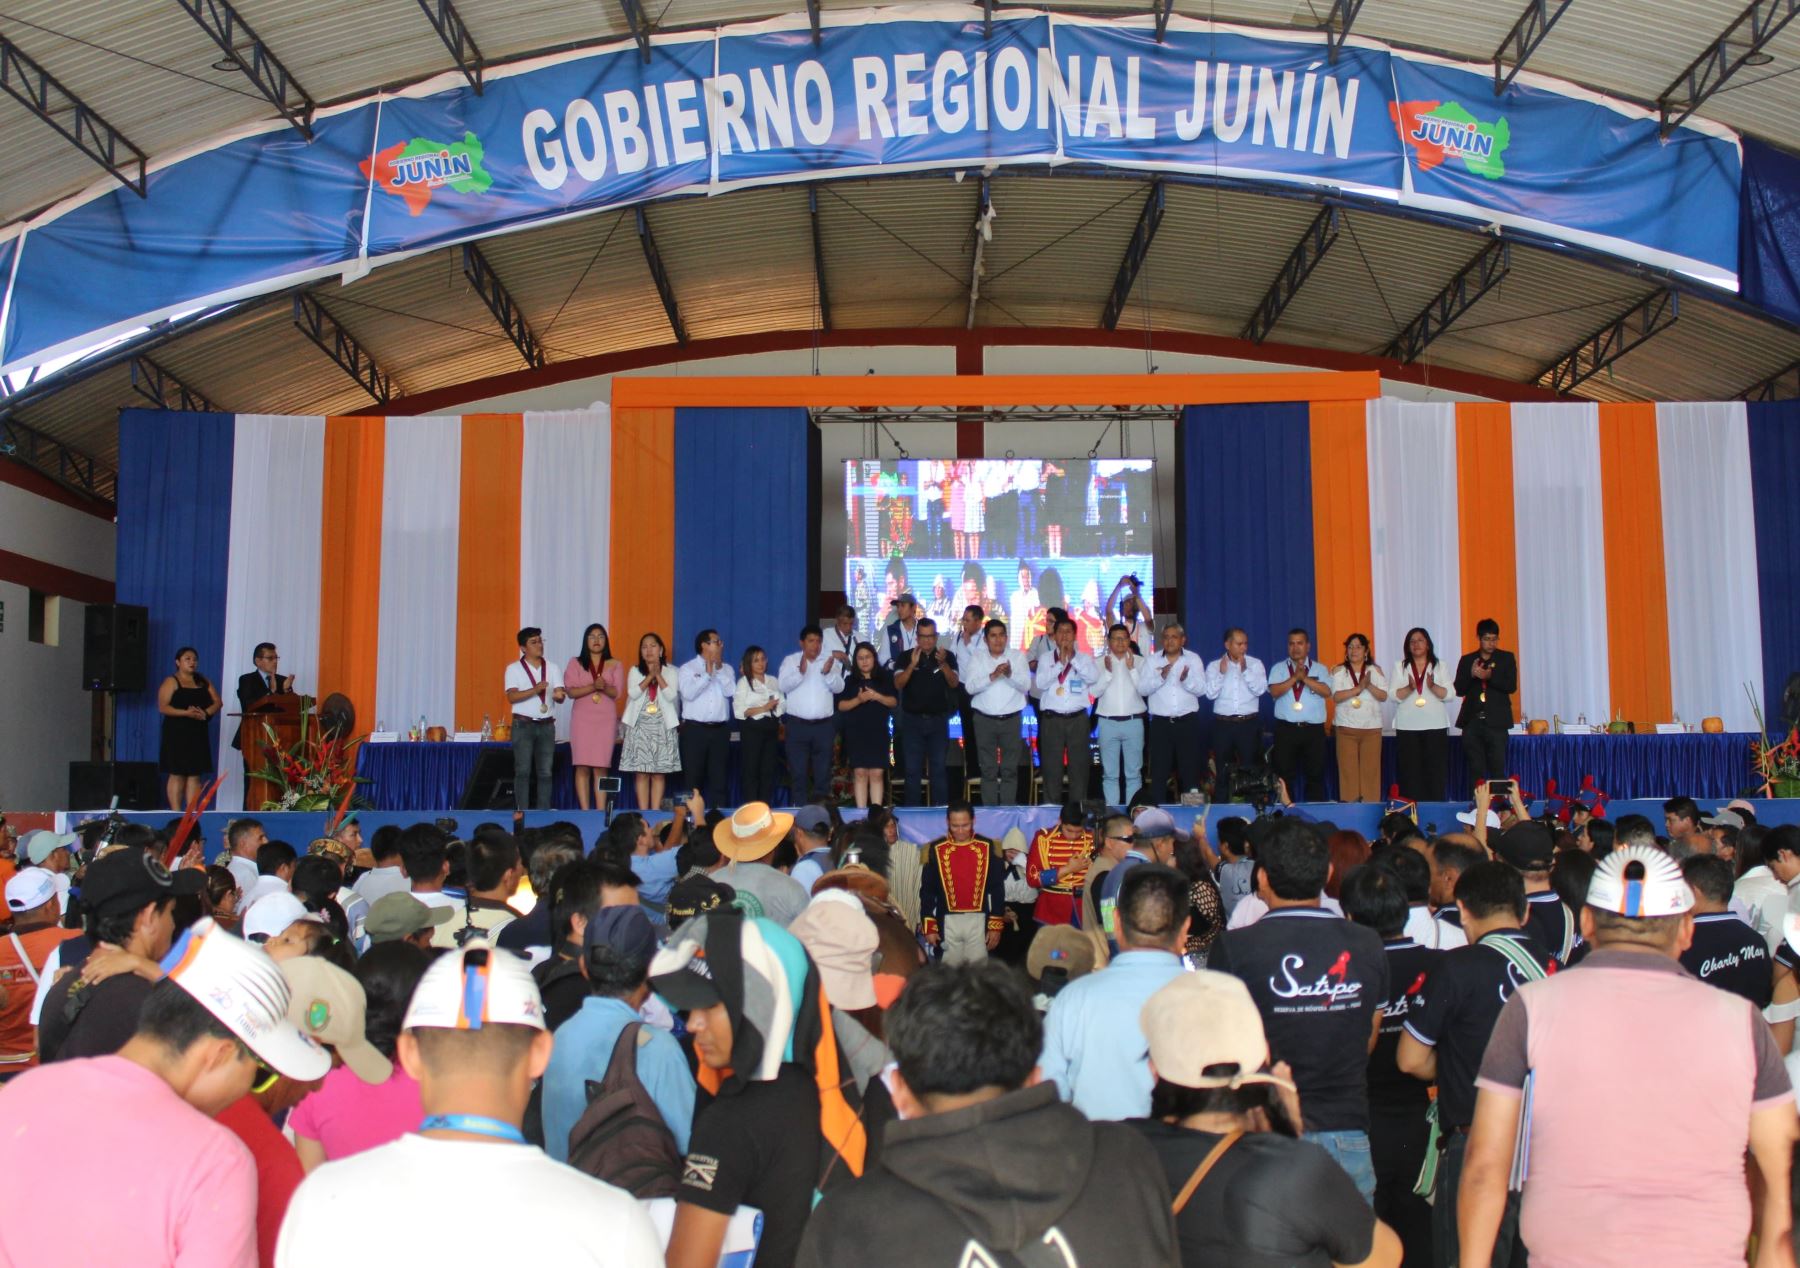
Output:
[1454, 618, 1517, 787]
[233, 642, 292, 752]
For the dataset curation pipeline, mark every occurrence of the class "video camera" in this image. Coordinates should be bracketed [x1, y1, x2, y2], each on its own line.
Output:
[1222, 764, 1282, 814]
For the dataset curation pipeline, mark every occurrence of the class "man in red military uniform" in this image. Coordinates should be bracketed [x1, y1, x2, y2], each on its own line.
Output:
[1027, 801, 1096, 928]
[920, 800, 1007, 966]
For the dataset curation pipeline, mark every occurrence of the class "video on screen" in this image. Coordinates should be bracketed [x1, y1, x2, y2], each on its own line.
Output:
[844, 459, 1155, 653]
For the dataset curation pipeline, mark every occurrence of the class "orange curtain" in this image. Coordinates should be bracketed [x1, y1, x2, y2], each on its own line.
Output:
[609, 406, 676, 665]
[1309, 400, 1375, 661]
[317, 416, 386, 731]
[1455, 403, 1520, 696]
[1597, 403, 1673, 725]
[454, 414, 524, 732]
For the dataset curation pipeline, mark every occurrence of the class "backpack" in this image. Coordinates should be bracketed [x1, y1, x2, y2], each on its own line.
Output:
[565, 1021, 683, 1198]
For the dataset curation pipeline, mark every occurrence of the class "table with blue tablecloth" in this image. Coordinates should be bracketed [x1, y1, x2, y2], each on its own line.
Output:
[351, 730, 1759, 811]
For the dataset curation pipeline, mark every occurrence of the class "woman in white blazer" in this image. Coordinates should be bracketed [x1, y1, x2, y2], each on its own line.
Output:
[1391, 626, 1455, 801]
[620, 632, 681, 811]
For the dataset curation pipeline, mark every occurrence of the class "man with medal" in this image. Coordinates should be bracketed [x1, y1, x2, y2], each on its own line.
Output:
[1453, 618, 1518, 787]
[1267, 628, 1332, 802]
[1033, 616, 1100, 807]
[1203, 627, 1268, 787]
[504, 627, 566, 811]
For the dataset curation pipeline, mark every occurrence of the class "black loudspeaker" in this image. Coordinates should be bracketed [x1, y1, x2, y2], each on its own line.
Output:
[69, 761, 160, 810]
[83, 603, 149, 692]
[458, 749, 517, 810]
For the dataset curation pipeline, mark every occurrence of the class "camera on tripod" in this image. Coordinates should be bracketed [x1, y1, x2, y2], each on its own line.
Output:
[1223, 764, 1281, 813]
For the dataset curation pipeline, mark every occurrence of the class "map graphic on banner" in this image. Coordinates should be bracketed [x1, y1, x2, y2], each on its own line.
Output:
[0, 5, 1745, 377]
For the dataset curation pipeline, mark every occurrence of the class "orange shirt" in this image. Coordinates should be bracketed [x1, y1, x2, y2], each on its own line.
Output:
[0, 924, 80, 1066]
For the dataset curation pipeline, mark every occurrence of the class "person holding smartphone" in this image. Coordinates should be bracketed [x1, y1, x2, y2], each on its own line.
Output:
[1453, 618, 1518, 789]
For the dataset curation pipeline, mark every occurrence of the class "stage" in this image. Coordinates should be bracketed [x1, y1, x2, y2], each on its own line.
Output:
[347, 730, 1762, 812]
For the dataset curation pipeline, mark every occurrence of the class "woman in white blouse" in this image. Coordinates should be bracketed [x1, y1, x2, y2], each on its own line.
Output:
[733, 645, 785, 806]
[621, 632, 681, 812]
[1391, 626, 1454, 801]
[1329, 633, 1387, 803]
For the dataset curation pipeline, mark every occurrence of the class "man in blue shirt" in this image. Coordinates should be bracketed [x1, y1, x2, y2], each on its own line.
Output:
[1268, 628, 1332, 802]
[542, 906, 696, 1162]
[1039, 864, 1190, 1120]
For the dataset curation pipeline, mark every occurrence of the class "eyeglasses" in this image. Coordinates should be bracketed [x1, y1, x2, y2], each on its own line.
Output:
[1105, 833, 1135, 844]
[241, 1044, 280, 1095]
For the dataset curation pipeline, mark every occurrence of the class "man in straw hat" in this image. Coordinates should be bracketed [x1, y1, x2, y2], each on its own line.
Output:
[711, 802, 808, 928]
[1460, 845, 1797, 1268]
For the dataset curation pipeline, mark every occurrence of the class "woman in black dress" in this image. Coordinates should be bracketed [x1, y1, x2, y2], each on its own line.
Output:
[157, 645, 221, 809]
[836, 642, 896, 808]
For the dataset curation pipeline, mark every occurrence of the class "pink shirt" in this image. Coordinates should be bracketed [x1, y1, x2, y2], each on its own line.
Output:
[287, 1063, 423, 1161]
[0, 1055, 255, 1266]
[1478, 949, 1792, 1267]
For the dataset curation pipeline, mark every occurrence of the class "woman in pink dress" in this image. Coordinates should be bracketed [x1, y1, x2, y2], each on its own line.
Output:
[563, 622, 623, 811]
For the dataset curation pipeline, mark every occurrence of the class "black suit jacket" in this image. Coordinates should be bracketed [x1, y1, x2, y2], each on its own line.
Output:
[1453, 649, 1517, 729]
[233, 670, 290, 751]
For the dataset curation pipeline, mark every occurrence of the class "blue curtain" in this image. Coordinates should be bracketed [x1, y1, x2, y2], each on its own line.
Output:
[114, 409, 235, 765]
[1179, 403, 1317, 722]
[1742, 138, 1800, 330]
[1749, 400, 1800, 728]
[673, 408, 816, 662]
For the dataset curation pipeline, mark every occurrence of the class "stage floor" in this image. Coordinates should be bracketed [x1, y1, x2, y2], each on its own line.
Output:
[54, 797, 1800, 861]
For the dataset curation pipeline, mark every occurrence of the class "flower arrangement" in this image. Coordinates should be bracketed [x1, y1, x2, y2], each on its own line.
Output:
[1747, 686, 1800, 797]
[248, 701, 373, 812]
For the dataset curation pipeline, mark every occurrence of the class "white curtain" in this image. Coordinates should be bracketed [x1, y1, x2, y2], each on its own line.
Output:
[520, 407, 613, 741]
[1366, 400, 1462, 732]
[1511, 403, 1611, 726]
[1658, 403, 1766, 731]
[375, 415, 462, 738]
[217, 415, 326, 811]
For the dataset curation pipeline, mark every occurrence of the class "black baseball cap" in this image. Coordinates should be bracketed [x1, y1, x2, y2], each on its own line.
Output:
[1494, 822, 1555, 872]
[81, 848, 203, 917]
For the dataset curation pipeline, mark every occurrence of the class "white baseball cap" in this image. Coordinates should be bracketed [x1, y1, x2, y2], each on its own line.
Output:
[1586, 845, 1694, 918]
[164, 918, 331, 1080]
[1455, 808, 1502, 830]
[4, 867, 58, 912]
[242, 891, 320, 942]
[403, 940, 545, 1032]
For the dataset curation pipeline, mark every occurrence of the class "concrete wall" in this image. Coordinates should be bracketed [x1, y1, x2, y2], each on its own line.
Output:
[0, 474, 115, 810]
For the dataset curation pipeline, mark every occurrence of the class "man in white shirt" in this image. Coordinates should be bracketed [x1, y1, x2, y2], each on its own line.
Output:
[965, 619, 1031, 805]
[679, 629, 736, 808]
[779, 625, 847, 804]
[1008, 564, 1039, 652]
[351, 828, 409, 906]
[1204, 627, 1268, 788]
[1267, 628, 1332, 802]
[1034, 617, 1099, 806]
[820, 605, 859, 665]
[1136, 623, 1207, 803]
[224, 818, 267, 899]
[400, 824, 466, 939]
[276, 941, 662, 1267]
[503, 626, 565, 811]
[950, 604, 987, 789]
[1094, 622, 1148, 805]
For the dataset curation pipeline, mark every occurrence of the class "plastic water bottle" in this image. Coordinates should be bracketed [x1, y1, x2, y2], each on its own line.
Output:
[417, 713, 427, 742]
[481, 714, 492, 742]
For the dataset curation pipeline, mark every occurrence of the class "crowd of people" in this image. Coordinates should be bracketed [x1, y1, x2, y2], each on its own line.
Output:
[0, 778, 1794, 1266]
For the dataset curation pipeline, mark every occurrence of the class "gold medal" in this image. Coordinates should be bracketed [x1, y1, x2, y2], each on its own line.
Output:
[1056, 686, 1066, 697]
[645, 701, 660, 717]
[1414, 695, 1426, 708]
[1351, 698, 1362, 710]
[1293, 698, 1303, 712]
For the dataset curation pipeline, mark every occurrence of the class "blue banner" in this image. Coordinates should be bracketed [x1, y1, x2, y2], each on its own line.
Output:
[0, 8, 1753, 377]
[1389, 57, 1739, 284]
[5, 108, 376, 371]
[1050, 21, 1401, 193]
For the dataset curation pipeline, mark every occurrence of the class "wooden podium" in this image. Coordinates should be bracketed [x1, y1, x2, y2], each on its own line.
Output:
[236, 694, 303, 813]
